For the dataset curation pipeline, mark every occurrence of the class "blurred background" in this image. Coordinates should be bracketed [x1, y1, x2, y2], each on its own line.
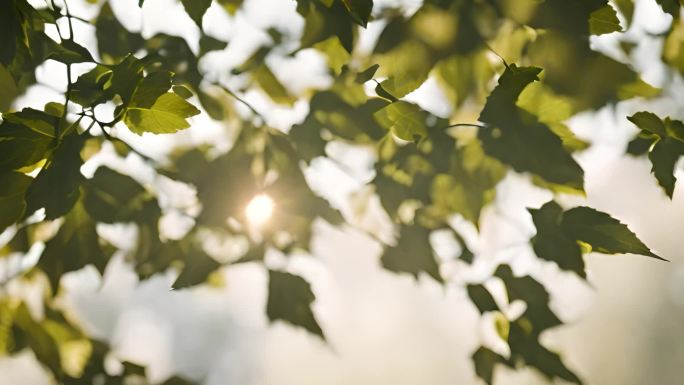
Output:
[1, 0, 684, 384]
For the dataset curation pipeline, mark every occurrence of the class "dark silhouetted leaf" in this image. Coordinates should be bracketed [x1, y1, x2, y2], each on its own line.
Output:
[381, 225, 442, 282]
[0, 171, 32, 233]
[341, 0, 373, 27]
[479, 64, 584, 190]
[180, 0, 212, 29]
[467, 284, 498, 313]
[529, 201, 585, 278]
[267, 270, 324, 338]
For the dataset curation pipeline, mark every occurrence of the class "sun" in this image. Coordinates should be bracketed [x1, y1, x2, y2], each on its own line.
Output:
[245, 194, 275, 228]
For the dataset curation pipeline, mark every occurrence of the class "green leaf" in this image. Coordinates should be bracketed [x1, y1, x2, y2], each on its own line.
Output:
[95, 2, 145, 62]
[0, 64, 19, 112]
[472, 346, 508, 385]
[341, 0, 373, 27]
[3, 108, 57, 137]
[627, 112, 684, 197]
[83, 167, 159, 224]
[39, 201, 107, 294]
[181, 0, 212, 29]
[507, 320, 583, 384]
[495, 265, 561, 333]
[527, 31, 656, 111]
[216, 0, 244, 14]
[197, 90, 225, 120]
[0, 120, 53, 172]
[627, 111, 666, 137]
[649, 139, 684, 198]
[467, 284, 499, 314]
[172, 249, 221, 289]
[478, 64, 584, 190]
[24, 134, 85, 220]
[267, 270, 324, 338]
[589, 4, 622, 35]
[655, 0, 681, 19]
[124, 92, 200, 134]
[252, 64, 296, 106]
[354, 63, 379, 83]
[529, 201, 585, 278]
[0, 1, 21, 66]
[299, 0, 355, 52]
[199, 34, 228, 57]
[129, 71, 174, 108]
[614, 0, 635, 25]
[173, 85, 194, 99]
[381, 225, 442, 282]
[561, 206, 664, 260]
[105, 54, 147, 105]
[374, 101, 429, 141]
[0, 171, 32, 233]
[71, 65, 113, 107]
[430, 140, 506, 225]
[13, 304, 63, 377]
[46, 39, 94, 64]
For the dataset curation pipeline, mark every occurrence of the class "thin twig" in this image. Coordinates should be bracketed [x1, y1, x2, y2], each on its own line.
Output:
[62, 0, 75, 40]
[97, 123, 157, 163]
[213, 83, 265, 122]
[443, 123, 485, 129]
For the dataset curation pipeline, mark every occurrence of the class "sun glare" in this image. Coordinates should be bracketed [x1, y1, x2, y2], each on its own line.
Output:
[245, 194, 275, 228]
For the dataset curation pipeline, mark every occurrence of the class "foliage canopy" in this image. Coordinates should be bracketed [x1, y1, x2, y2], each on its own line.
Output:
[0, 0, 682, 384]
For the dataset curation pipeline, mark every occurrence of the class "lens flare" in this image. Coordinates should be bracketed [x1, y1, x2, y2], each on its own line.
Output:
[245, 194, 274, 228]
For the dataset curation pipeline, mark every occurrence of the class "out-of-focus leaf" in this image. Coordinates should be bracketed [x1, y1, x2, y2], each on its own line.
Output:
[664, 19, 684, 74]
[467, 284, 498, 313]
[0, 65, 19, 112]
[199, 34, 228, 57]
[39, 201, 107, 294]
[341, 0, 373, 27]
[216, 0, 244, 14]
[528, 31, 657, 110]
[472, 346, 508, 385]
[374, 101, 429, 141]
[172, 249, 221, 289]
[355, 63, 379, 83]
[13, 304, 63, 376]
[83, 167, 158, 224]
[656, 0, 681, 19]
[180, 0, 212, 29]
[614, 0, 635, 26]
[0, 171, 32, 233]
[588, 4, 622, 35]
[95, 2, 144, 62]
[299, 0, 355, 52]
[381, 225, 442, 282]
[267, 270, 324, 338]
[25, 134, 85, 220]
